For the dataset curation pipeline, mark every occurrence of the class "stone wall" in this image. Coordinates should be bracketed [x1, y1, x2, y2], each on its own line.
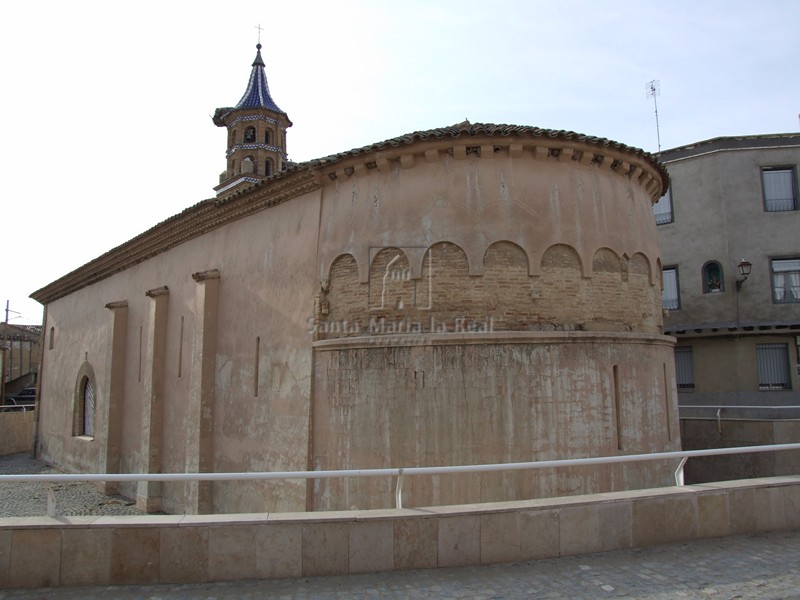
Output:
[311, 332, 679, 510]
[681, 419, 800, 483]
[0, 411, 34, 457]
[2, 476, 798, 589]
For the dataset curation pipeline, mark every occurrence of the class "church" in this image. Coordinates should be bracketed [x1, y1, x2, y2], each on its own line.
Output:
[31, 44, 679, 514]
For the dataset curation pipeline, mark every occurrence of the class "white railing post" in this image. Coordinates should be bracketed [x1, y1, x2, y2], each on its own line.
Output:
[395, 468, 404, 509]
[674, 457, 688, 486]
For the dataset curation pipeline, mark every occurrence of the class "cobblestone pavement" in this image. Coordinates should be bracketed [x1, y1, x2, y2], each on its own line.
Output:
[0, 453, 143, 517]
[2, 454, 799, 599]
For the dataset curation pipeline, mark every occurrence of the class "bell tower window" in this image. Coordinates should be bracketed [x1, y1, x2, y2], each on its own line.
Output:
[244, 126, 256, 143]
[265, 129, 272, 145]
[265, 158, 273, 176]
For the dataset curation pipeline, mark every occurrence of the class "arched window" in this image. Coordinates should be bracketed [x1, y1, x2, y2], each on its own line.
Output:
[244, 126, 256, 143]
[49, 326, 55, 350]
[73, 362, 96, 437]
[702, 261, 724, 293]
[241, 156, 256, 174]
[265, 129, 272, 145]
[265, 158, 273, 177]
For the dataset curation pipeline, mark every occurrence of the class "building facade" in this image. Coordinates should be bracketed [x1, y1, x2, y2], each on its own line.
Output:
[654, 134, 800, 479]
[1, 322, 41, 399]
[31, 46, 678, 514]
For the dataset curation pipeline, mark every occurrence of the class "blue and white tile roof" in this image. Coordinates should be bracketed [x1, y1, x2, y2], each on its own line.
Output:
[235, 44, 285, 114]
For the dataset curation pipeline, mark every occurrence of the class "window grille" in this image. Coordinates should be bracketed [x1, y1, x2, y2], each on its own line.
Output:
[83, 378, 95, 436]
[756, 344, 791, 390]
[674, 347, 694, 390]
[653, 188, 673, 224]
[771, 258, 800, 304]
[763, 168, 797, 211]
[662, 267, 680, 310]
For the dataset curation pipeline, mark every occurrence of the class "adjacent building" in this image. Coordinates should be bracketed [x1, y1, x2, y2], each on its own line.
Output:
[654, 133, 800, 480]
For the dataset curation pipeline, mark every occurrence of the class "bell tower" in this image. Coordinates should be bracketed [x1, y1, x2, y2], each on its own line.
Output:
[213, 43, 292, 197]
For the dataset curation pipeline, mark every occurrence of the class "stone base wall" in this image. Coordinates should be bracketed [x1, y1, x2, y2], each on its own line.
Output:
[681, 419, 800, 483]
[0, 411, 34, 457]
[2, 476, 798, 589]
[311, 331, 679, 510]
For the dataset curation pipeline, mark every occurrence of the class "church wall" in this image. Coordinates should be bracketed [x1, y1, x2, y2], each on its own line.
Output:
[315, 147, 663, 338]
[37, 190, 322, 514]
[35, 130, 673, 515]
[207, 190, 320, 513]
[307, 139, 676, 510]
[311, 333, 679, 510]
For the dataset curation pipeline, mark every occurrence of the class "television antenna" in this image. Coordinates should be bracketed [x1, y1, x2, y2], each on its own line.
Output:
[646, 80, 661, 152]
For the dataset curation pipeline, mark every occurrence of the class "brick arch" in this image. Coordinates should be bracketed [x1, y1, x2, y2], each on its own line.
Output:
[368, 247, 414, 311]
[630, 252, 662, 332]
[540, 243, 583, 274]
[629, 253, 653, 280]
[322, 253, 364, 325]
[483, 241, 530, 273]
[421, 242, 472, 314]
[327, 252, 359, 282]
[591, 247, 622, 274]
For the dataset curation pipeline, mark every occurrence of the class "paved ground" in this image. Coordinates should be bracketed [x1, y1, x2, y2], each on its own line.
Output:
[0, 453, 143, 517]
[2, 454, 799, 599]
[1, 530, 799, 599]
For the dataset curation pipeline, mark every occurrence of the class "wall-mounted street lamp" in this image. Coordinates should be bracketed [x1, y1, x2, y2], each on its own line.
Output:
[736, 258, 752, 291]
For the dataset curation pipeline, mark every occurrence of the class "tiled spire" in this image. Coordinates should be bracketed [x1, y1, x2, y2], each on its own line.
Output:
[235, 43, 285, 114]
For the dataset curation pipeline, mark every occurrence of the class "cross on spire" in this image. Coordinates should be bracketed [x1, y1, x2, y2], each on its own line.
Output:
[255, 23, 264, 45]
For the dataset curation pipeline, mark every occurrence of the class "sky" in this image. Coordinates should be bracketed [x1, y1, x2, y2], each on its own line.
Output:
[1, 0, 798, 325]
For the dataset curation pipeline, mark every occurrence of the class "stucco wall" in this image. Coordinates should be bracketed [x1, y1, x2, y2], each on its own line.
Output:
[659, 143, 800, 329]
[311, 332, 679, 510]
[37, 190, 321, 514]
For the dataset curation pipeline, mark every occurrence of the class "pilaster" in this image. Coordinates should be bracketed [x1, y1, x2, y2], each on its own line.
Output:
[102, 301, 128, 495]
[186, 270, 220, 514]
[137, 287, 169, 512]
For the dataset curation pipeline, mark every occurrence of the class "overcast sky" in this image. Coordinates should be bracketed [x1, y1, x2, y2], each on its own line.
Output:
[1, 0, 798, 325]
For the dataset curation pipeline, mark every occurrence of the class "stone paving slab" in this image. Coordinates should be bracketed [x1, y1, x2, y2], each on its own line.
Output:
[2, 530, 799, 599]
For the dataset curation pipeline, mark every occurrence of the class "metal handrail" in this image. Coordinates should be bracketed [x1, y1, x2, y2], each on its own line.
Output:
[679, 405, 800, 410]
[2, 443, 800, 510]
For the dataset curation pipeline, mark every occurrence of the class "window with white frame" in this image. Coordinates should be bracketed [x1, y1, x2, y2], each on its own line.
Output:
[762, 167, 797, 211]
[771, 258, 800, 304]
[674, 346, 694, 390]
[662, 267, 680, 310]
[653, 187, 673, 225]
[756, 343, 792, 390]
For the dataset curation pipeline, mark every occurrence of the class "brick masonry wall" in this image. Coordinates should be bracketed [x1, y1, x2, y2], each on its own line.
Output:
[318, 241, 661, 339]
